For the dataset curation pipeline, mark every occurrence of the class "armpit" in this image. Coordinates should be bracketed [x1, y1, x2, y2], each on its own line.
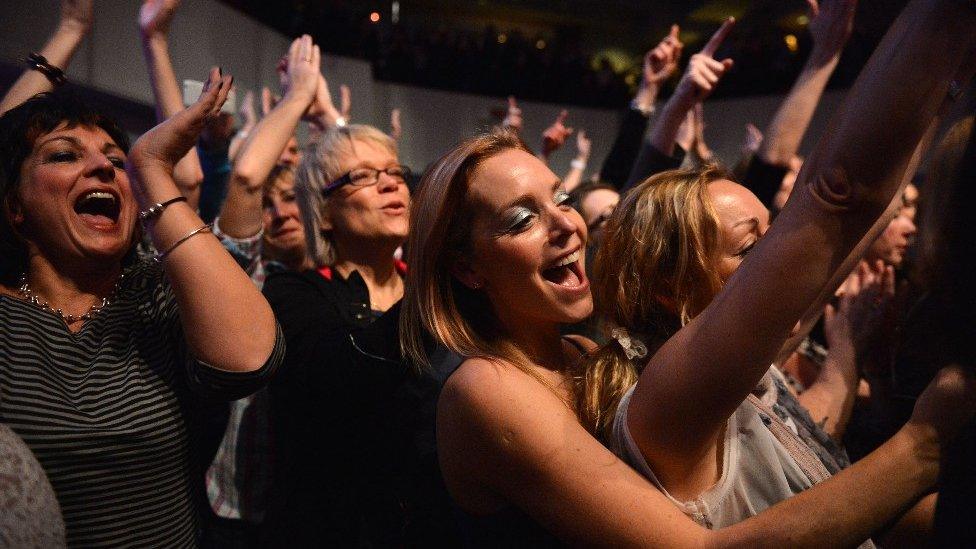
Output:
[804, 167, 857, 211]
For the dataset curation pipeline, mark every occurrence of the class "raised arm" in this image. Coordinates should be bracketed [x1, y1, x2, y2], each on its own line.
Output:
[599, 26, 683, 188]
[630, 0, 976, 468]
[218, 36, 320, 240]
[125, 68, 277, 372]
[139, 0, 205, 210]
[227, 89, 259, 161]
[623, 19, 734, 189]
[758, 0, 857, 167]
[0, 0, 92, 114]
[441, 357, 971, 547]
[562, 130, 591, 193]
[539, 110, 573, 164]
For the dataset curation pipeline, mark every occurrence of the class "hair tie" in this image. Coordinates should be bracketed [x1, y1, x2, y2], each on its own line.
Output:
[610, 327, 648, 361]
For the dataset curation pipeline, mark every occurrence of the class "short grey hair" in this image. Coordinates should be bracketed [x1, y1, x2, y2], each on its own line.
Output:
[294, 124, 398, 267]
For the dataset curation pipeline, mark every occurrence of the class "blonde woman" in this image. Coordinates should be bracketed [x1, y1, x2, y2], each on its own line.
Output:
[261, 124, 411, 545]
[399, 0, 976, 545]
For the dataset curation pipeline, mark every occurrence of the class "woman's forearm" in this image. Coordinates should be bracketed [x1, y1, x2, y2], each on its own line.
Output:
[716, 423, 938, 548]
[797, 347, 858, 439]
[219, 94, 308, 238]
[141, 34, 204, 209]
[759, 52, 840, 166]
[0, 22, 87, 114]
[139, 168, 277, 372]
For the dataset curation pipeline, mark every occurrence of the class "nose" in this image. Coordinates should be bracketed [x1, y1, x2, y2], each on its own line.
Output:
[547, 205, 578, 243]
[85, 153, 116, 181]
[376, 170, 401, 193]
[903, 215, 917, 237]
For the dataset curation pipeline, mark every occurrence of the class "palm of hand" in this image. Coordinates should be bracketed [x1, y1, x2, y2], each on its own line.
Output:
[808, 0, 856, 52]
[139, 0, 180, 36]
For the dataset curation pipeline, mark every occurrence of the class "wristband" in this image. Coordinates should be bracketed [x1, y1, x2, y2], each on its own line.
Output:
[25, 53, 67, 87]
[570, 159, 587, 171]
[140, 196, 188, 222]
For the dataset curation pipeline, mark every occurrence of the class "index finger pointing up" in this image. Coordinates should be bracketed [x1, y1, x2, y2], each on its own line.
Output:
[701, 16, 735, 57]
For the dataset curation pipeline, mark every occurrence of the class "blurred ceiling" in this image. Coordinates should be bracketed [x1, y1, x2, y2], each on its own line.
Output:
[220, 0, 908, 106]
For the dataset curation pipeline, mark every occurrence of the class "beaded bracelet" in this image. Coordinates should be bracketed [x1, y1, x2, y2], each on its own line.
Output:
[154, 224, 213, 263]
[25, 53, 67, 87]
[140, 196, 188, 222]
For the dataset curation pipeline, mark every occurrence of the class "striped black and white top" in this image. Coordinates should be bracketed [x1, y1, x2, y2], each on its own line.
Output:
[0, 260, 283, 547]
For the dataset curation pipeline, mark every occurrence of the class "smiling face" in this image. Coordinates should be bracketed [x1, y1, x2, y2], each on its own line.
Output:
[11, 123, 136, 270]
[262, 170, 306, 263]
[459, 148, 592, 330]
[321, 138, 410, 253]
[707, 179, 771, 281]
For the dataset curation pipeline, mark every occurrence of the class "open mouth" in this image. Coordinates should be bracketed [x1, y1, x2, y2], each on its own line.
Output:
[74, 190, 121, 226]
[381, 201, 407, 214]
[541, 249, 585, 288]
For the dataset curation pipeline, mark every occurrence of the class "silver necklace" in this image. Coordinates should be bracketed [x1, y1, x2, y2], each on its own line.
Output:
[18, 274, 123, 324]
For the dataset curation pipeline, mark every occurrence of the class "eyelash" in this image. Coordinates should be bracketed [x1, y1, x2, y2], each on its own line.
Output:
[736, 241, 756, 258]
[47, 150, 125, 169]
[504, 190, 572, 233]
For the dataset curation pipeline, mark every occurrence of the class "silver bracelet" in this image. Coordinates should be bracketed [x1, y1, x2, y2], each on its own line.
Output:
[140, 196, 187, 222]
[154, 223, 213, 263]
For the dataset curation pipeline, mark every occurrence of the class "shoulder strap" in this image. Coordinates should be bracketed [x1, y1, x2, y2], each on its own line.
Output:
[746, 394, 831, 485]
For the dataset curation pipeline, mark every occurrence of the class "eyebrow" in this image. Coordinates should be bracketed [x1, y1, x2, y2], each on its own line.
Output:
[37, 135, 123, 155]
[732, 216, 760, 229]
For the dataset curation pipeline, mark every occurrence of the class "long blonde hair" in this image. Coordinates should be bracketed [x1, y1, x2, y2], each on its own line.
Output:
[294, 124, 397, 267]
[577, 165, 728, 439]
[399, 129, 565, 392]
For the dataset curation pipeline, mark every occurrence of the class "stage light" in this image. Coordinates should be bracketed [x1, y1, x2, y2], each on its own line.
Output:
[536, 39, 546, 49]
[796, 14, 809, 25]
[370, 11, 380, 23]
[784, 34, 798, 52]
[498, 33, 508, 44]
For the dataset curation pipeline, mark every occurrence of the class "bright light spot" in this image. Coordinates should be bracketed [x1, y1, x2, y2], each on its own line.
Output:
[624, 73, 637, 86]
[369, 11, 380, 23]
[536, 39, 546, 49]
[784, 34, 798, 52]
[497, 33, 508, 44]
[796, 14, 809, 25]
[392, 2, 399, 24]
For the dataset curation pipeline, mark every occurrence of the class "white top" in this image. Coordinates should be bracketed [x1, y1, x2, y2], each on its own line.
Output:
[611, 370, 813, 529]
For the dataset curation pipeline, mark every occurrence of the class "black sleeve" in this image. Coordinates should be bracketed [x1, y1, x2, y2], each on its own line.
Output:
[621, 142, 686, 193]
[599, 107, 651, 190]
[741, 155, 789, 210]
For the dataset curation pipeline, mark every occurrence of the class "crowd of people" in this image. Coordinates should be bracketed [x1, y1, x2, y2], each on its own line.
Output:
[1, 0, 975, 547]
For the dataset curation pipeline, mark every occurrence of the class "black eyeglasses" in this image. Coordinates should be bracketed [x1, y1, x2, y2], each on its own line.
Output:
[321, 165, 411, 196]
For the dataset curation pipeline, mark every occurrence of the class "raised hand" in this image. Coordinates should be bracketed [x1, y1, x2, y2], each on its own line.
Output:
[282, 35, 321, 104]
[674, 17, 735, 104]
[502, 96, 523, 132]
[644, 24, 684, 85]
[127, 67, 233, 189]
[807, 0, 858, 62]
[139, 0, 181, 38]
[390, 108, 402, 141]
[339, 84, 352, 120]
[575, 130, 592, 161]
[541, 110, 573, 158]
[60, 0, 94, 33]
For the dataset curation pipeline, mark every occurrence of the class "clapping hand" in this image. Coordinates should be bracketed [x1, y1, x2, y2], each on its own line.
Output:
[128, 68, 233, 200]
[807, 0, 858, 63]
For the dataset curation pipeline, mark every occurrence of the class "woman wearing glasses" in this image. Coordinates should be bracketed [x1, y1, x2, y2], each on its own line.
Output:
[261, 124, 411, 545]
